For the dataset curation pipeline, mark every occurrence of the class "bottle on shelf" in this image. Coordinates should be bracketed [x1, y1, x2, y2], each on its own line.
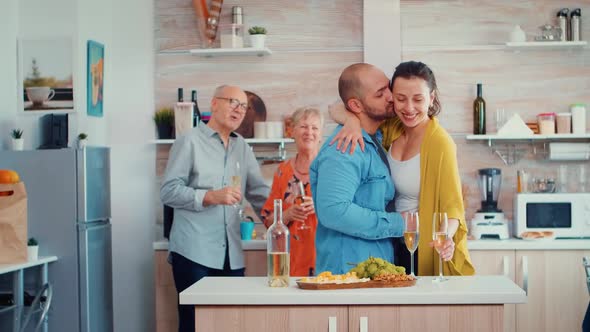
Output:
[175, 87, 194, 137]
[191, 90, 202, 127]
[267, 199, 290, 287]
[571, 9, 581, 42]
[557, 9, 569, 41]
[177, 88, 184, 102]
[473, 83, 486, 135]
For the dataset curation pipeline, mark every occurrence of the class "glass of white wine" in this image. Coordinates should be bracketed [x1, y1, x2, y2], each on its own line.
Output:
[403, 211, 419, 277]
[293, 180, 310, 231]
[231, 161, 241, 209]
[432, 212, 448, 283]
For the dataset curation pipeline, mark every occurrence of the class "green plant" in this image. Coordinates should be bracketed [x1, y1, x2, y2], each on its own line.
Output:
[28, 237, 38, 246]
[248, 26, 267, 35]
[11, 129, 23, 139]
[78, 133, 88, 140]
[153, 107, 175, 125]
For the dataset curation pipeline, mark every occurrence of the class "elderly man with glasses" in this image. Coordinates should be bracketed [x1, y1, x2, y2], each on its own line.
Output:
[161, 85, 270, 332]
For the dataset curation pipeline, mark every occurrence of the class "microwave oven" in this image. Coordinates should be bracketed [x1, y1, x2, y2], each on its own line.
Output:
[514, 193, 590, 239]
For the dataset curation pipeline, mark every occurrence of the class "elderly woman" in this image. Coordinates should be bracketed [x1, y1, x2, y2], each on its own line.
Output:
[261, 107, 323, 277]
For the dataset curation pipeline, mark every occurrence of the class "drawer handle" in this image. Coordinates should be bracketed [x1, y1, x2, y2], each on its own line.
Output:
[503, 255, 510, 276]
[522, 255, 529, 295]
[328, 316, 337, 332]
[360, 316, 368, 332]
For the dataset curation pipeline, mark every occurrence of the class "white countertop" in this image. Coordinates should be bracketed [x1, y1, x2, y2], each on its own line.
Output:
[154, 239, 590, 251]
[0, 256, 58, 275]
[179, 276, 526, 305]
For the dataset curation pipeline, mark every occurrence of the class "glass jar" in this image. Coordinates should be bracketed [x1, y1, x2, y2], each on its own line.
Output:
[537, 112, 556, 135]
[556, 113, 572, 134]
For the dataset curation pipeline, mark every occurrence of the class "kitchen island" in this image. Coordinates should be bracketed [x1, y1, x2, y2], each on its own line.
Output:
[180, 275, 526, 332]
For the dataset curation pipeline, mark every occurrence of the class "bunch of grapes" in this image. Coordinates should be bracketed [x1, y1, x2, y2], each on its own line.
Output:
[348, 256, 405, 279]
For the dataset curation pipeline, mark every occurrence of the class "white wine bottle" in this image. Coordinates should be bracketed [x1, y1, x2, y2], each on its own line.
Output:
[267, 199, 290, 287]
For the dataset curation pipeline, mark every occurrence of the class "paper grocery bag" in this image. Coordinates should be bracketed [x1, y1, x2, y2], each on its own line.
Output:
[0, 182, 28, 264]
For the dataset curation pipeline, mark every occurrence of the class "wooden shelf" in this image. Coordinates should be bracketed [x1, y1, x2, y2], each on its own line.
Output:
[466, 134, 590, 141]
[189, 47, 272, 57]
[505, 41, 587, 50]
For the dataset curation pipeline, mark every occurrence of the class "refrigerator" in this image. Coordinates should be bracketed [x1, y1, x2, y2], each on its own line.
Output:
[0, 147, 113, 332]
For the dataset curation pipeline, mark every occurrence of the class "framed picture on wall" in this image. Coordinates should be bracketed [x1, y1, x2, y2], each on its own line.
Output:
[87, 40, 104, 117]
[17, 37, 75, 113]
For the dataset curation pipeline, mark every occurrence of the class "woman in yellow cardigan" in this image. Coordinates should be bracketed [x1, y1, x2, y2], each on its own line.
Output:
[329, 61, 475, 276]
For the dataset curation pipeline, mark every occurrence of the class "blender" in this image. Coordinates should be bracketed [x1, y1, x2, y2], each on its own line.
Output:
[471, 168, 510, 239]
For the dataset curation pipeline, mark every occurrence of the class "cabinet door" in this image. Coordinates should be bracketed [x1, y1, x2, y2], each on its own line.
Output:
[470, 250, 516, 332]
[244, 250, 266, 276]
[515, 250, 590, 332]
[195, 305, 348, 332]
[155, 251, 178, 332]
[349, 305, 503, 332]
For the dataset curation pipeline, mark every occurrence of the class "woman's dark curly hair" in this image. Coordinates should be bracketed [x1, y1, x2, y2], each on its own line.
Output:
[390, 61, 441, 117]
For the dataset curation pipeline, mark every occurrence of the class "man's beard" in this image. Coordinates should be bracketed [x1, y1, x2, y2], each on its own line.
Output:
[364, 102, 395, 121]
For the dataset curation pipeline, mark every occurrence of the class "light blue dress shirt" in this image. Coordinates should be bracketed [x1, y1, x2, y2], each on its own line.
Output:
[160, 124, 269, 270]
[310, 125, 404, 274]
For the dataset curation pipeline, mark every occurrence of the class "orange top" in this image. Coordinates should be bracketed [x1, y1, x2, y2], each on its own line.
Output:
[261, 159, 317, 277]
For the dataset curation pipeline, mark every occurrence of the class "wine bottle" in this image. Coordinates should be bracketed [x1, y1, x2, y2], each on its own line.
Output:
[191, 90, 202, 127]
[177, 88, 184, 102]
[267, 199, 290, 287]
[473, 83, 486, 135]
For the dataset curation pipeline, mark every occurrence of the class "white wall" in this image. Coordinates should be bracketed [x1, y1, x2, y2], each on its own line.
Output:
[1, 0, 156, 331]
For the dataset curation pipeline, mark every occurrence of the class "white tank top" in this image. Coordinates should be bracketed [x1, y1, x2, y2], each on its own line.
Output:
[387, 149, 421, 213]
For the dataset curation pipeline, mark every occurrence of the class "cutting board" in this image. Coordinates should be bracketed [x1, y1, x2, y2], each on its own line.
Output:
[296, 279, 416, 290]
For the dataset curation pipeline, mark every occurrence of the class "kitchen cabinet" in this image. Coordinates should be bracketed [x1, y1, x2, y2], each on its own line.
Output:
[195, 305, 348, 332]
[470, 250, 516, 332]
[154, 249, 267, 332]
[470, 247, 590, 332]
[514, 250, 590, 332]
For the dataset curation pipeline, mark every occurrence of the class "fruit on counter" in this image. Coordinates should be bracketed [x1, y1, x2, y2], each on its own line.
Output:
[348, 256, 406, 279]
[0, 170, 20, 184]
[0, 170, 20, 196]
[299, 271, 370, 284]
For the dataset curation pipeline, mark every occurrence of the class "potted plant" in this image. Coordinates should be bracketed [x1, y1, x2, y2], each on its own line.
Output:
[248, 26, 267, 49]
[11, 129, 24, 151]
[27, 237, 39, 261]
[154, 107, 175, 139]
[78, 133, 88, 149]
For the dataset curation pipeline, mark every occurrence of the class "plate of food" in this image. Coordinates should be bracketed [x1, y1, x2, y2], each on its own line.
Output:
[519, 231, 555, 241]
[296, 257, 417, 290]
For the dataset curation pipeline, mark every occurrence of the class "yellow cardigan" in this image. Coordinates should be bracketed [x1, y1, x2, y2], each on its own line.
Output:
[381, 117, 475, 276]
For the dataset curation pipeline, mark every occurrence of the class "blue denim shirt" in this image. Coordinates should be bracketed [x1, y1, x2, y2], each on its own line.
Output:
[310, 125, 404, 274]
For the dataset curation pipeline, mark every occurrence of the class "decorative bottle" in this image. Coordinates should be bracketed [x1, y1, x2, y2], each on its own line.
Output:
[473, 83, 486, 135]
[267, 199, 290, 287]
[191, 90, 202, 127]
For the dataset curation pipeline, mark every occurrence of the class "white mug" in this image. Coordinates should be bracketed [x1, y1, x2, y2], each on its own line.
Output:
[26, 87, 55, 105]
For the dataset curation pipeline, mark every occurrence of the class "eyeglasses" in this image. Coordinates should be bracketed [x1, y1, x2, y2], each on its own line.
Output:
[216, 97, 248, 112]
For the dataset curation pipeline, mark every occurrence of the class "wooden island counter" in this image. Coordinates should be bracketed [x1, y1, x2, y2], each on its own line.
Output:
[180, 275, 526, 332]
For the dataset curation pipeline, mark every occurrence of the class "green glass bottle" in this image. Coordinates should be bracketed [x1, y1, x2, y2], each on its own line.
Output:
[473, 83, 486, 134]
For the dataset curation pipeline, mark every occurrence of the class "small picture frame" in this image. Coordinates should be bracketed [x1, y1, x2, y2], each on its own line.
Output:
[17, 37, 75, 113]
[87, 40, 104, 117]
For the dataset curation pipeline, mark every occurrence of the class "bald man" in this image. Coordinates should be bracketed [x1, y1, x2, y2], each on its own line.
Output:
[161, 85, 269, 332]
[310, 64, 405, 274]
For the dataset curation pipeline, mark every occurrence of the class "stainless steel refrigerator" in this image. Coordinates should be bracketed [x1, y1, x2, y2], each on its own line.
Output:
[0, 147, 113, 332]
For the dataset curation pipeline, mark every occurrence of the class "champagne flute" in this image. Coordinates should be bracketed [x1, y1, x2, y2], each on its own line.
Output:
[230, 161, 242, 209]
[403, 211, 419, 278]
[293, 180, 310, 231]
[432, 212, 449, 283]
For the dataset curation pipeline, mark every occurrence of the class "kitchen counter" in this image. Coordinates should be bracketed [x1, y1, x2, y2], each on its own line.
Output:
[180, 275, 525, 305]
[181, 276, 525, 332]
[154, 238, 590, 251]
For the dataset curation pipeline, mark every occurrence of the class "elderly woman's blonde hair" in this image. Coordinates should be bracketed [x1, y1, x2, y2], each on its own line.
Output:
[290, 107, 324, 129]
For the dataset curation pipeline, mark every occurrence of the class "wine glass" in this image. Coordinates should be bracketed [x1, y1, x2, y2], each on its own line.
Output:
[230, 161, 242, 208]
[432, 212, 449, 283]
[403, 211, 419, 277]
[293, 180, 310, 231]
